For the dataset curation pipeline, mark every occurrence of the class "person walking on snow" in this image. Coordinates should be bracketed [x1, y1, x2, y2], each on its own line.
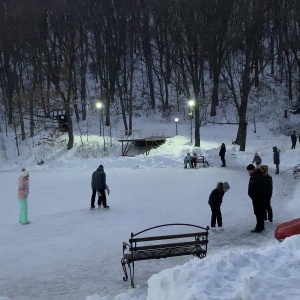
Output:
[260, 165, 273, 223]
[219, 143, 226, 167]
[247, 164, 265, 233]
[252, 152, 262, 167]
[91, 165, 110, 209]
[208, 181, 230, 231]
[17, 168, 30, 225]
[273, 146, 280, 174]
[291, 131, 297, 149]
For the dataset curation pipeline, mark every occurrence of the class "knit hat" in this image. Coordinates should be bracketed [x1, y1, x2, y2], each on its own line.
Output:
[247, 164, 255, 170]
[21, 168, 29, 177]
[223, 182, 230, 191]
[98, 165, 104, 170]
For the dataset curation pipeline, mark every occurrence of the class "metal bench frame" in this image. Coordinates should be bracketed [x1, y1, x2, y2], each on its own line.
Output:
[121, 223, 209, 287]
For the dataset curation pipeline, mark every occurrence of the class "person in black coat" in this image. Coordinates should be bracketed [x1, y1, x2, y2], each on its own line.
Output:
[90, 165, 109, 209]
[273, 146, 280, 174]
[291, 131, 297, 149]
[260, 165, 273, 222]
[208, 181, 230, 231]
[219, 143, 226, 167]
[247, 164, 265, 233]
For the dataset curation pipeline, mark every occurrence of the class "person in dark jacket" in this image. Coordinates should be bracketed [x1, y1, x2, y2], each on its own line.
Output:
[208, 181, 230, 231]
[191, 152, 198, 168]
[273, 146, 280, 174]
[247, 164, 265, 233]
[291, 131, 297, 149]
[219, 143, 226, 167]
[260, 165, 273, 222]
[90, 165, 109, 209]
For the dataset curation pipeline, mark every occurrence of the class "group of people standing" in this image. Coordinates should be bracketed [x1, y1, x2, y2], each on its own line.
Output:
[252, 146, 280, 174]
[246, 163, 273, 232]
[208, 163, 273, 233]
[184, 143, 226, 169]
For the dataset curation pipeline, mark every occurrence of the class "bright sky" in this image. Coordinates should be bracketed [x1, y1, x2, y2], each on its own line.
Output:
[1, 117, 300, 300]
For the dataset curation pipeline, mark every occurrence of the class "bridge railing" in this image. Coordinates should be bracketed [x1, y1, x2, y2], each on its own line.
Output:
[120, 129, 165, 140]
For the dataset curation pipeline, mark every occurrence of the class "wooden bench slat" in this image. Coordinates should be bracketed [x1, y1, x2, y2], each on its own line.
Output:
[131, 240, 208, 251]
[130, 231, 207, 242]
[124, 245, 206, 262]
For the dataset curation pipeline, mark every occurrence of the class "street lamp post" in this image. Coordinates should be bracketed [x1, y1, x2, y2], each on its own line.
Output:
[95, 102, 103, 136]
[188, 100, 195, 143]
[175, 118, 179, 135]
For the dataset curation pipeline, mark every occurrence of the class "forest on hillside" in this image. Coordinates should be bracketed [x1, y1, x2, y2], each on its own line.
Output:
[0, 0, 300, 150]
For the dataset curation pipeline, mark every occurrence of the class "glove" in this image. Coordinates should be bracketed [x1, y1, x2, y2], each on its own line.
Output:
[105, 184, 110, 195]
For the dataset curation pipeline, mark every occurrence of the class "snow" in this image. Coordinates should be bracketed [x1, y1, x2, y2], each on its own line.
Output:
[1, 120, 300, 300]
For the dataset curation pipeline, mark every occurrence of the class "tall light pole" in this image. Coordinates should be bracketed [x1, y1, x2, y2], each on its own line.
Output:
[95, 102, 103, 136]
[188, 100, 195, 143]
[175, 118, 179, 135]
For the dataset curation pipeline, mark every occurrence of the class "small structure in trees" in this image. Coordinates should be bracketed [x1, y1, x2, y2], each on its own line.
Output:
[53, 109, 68, 132]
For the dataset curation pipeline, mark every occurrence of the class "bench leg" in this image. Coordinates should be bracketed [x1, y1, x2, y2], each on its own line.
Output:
[130, 261, 135, 287]
[121, 258, 135, 287]
[121, 258, 129, 282]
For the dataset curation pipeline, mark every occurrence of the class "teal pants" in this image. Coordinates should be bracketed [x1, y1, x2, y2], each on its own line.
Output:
[18, 199, 28, 224]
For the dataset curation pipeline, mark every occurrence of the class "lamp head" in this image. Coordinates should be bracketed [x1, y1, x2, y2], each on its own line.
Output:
[188, 100, 195, 107]
[95, 102, 102, 109]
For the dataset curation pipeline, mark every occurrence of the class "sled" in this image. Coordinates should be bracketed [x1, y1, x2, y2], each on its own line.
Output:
[274, 218, 300, 241]
[281, 165, 300, 180]
[292, 164, 300, 179]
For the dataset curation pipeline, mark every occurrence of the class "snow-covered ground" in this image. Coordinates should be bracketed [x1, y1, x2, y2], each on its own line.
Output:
[1, 121, 300, 300]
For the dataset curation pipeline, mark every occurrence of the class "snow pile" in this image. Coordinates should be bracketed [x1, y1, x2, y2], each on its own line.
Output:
[147, 235, 300, 300]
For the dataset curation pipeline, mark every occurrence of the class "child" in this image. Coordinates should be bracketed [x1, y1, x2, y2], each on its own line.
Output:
[252, 152, 262, 166]
[184, 153, 192, 168]
[208, 182, 230, 231]
[18, 168, 30, 225]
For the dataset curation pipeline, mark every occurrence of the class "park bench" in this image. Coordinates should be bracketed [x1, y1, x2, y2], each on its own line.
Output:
[185, 155, 210, 168]
[196, 155, 210, 167]
[121, 223, 209, 287]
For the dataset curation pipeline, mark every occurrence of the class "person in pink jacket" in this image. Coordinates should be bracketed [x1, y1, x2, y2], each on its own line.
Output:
[17, 168, 30, 225]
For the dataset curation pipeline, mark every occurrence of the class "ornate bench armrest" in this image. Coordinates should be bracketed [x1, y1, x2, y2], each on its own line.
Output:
[123, 242, 131, 255]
